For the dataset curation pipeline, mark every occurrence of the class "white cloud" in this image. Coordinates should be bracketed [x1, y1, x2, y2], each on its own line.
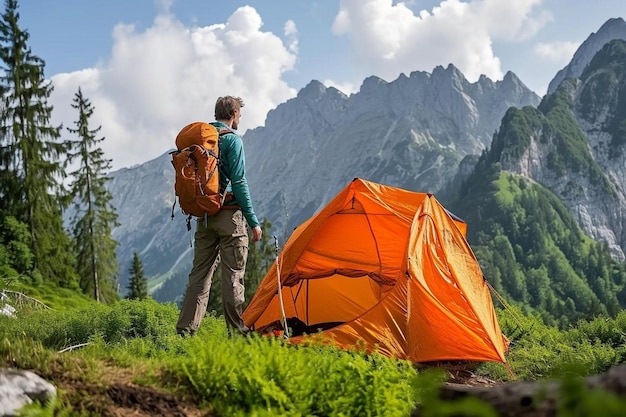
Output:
[475, 0, 550, 40]
[534, 41, 579, 63]
[332, 0, 549, 86]
[284, 20, 299, 54]
[155, 0, 175, 14]
[50, 6, 297, 170]
[323, 79, 356, 95]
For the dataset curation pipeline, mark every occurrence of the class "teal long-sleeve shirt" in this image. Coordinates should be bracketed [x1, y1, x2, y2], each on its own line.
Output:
[212, 121, 260, 229]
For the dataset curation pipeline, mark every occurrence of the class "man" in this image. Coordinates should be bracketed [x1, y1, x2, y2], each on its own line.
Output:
[176, 96, 262, 337]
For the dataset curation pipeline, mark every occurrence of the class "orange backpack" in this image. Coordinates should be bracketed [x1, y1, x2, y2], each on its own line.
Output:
[170, 122, 231, 223]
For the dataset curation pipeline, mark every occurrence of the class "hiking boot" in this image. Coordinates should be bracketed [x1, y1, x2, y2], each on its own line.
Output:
[176, 328, 196, 337]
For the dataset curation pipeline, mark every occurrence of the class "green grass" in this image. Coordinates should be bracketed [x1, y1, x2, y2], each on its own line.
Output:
[2, 281, 94, 311]
[2, 294, 626, 416]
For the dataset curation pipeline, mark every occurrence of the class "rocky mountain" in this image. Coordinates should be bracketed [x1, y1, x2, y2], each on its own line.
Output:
[107, 152, 187, 287]
[548, 17, 626, 94]
[244, 67, 538, 237]
[497, 39, 626, 262]
[108, 64, 539, 294]
[108, 18, 626, 303]
[446, 39, 626, 324]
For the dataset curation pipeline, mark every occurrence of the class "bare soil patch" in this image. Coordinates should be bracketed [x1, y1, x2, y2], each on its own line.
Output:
[44, 366, 213, 417]
[41, 361, 498, 415]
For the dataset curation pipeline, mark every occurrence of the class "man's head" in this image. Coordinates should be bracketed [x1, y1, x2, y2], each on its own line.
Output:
[215, 96, 244, 130]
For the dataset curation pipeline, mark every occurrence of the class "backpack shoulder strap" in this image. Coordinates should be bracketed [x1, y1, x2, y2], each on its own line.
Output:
[216, 128, 234, 192]
[218, 127, 232, 136]
[217, 127, 233, 154]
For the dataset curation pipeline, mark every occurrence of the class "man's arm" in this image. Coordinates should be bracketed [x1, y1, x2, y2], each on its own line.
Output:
[224, 134, 261, 233]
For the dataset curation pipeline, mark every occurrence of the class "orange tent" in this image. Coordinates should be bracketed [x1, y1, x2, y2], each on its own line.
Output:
[243, 178, 509, 365]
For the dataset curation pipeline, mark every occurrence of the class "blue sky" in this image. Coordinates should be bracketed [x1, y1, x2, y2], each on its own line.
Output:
[18, 0, 626, 170]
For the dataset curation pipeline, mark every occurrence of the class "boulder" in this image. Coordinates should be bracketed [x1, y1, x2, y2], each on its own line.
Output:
[0, 368, 56, 416]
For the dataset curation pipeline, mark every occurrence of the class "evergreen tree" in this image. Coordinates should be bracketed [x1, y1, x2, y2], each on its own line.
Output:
[67, 87, 119, 303]
[0, 0, 77, 287]
[0, 214, 33, 278]
[127, 252, 148, 300]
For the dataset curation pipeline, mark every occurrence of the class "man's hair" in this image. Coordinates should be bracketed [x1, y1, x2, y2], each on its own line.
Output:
[215, 96, 245, 120]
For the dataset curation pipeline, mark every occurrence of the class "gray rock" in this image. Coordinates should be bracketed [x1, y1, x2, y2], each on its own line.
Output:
[0, 368, 56, 416]
[100, 64, 539, 296]
[548, 17, 626, 94]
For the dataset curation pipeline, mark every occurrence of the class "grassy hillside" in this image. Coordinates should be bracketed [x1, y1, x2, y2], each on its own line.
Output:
[445, 56, 626, 327]
[2, 289, 626, 415]
[449, 165, 625, 327]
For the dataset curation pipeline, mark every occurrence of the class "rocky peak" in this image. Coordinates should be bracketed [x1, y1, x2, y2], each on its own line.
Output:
[491, 38, 626, 261]
[548, 17, 626, 94]
[106, 65, 540, 293]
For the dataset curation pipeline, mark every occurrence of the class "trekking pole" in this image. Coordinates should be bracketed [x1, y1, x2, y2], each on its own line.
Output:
[274, 236, 290, 339]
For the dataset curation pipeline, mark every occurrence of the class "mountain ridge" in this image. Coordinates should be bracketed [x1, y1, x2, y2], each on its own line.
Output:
[106, 19, 626, 305]
[548, 17, 626, 94]
[108, 62, 540, 293]
[492, 39, 626, 261]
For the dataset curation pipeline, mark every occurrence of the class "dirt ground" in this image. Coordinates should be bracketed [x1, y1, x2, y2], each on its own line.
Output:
[444, 368, 501, 387]
[46, 363, 497, 416]
[47, 366, 213, 417]
[60, 380, 208, 417]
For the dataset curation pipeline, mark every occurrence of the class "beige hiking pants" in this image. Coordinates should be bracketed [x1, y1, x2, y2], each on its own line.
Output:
[176, 209, 250, 336]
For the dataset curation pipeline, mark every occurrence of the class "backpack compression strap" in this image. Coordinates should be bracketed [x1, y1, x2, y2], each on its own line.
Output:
[217, 127, 233, 196]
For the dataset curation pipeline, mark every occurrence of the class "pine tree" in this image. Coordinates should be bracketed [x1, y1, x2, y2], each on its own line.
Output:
[127, 252, 148, 300]
[0, 0, 77, 286]
[67, 87, 119, 303]
[0, 214, 34, 278]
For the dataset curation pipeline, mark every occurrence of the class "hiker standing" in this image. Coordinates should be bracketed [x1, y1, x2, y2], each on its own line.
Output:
[176, 96, 262, 337]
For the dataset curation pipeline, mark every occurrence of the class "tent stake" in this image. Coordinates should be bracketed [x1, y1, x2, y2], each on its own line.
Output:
[274, 236, 290, 339]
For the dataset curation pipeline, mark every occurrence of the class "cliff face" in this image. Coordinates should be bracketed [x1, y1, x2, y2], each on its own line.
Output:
[548, 17, 626, 94]
[106, 65, 539, 291]
[494, 40, 626, 261]
[105, 18, 626, 296]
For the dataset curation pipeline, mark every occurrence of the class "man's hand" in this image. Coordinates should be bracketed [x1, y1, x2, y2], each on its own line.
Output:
[251, 225, 262, 242]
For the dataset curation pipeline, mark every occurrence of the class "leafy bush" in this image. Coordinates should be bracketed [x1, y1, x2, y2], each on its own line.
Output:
[3, 298, 626, 416]
[167, 334, 418, 416]
[1, 298, 179, 350]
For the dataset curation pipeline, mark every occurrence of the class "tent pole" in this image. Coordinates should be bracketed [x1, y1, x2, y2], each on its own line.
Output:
[274, 236, 290, 338]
